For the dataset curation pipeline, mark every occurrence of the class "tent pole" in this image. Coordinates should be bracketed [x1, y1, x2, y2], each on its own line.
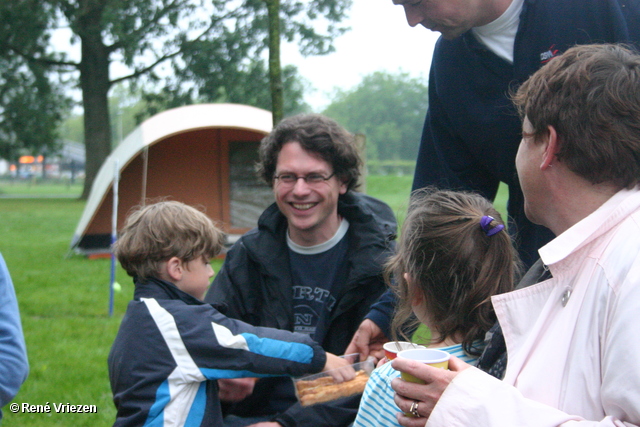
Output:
[141, 146, 149, 205]
[109, 159, 120, 317]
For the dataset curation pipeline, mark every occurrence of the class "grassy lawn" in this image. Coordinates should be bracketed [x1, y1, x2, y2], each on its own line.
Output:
[0, 176, 508, 426]
[366, 175, 509, 228]
[0, 180, 83, 197]
[0, 198, 130, 426]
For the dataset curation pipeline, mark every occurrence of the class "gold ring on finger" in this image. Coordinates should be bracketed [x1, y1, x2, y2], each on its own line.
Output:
[410, 400, 420, 417]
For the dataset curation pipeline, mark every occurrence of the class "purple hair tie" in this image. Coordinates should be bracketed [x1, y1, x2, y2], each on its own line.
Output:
[480, 215, 505, 237]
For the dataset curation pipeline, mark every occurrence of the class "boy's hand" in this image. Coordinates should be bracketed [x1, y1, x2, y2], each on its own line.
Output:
[322, 353, 356, 383]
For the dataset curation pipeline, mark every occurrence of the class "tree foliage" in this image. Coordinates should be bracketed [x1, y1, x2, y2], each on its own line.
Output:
[323, 71, 428, 161]
[0, 2, 71, 162]
[0, 0, 352, 199]
[137, 61, 310, 124]
[137, 0, 351, 122]
[0, 57, 71, 162]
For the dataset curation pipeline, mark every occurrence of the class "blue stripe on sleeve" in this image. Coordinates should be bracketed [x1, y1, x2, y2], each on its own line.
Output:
[240, 333, 315, 363]
[199, 332, 316, 380]
[144, 380, 169, 426]
[183, 382, 207, 427]
[199, 368, 274, 380]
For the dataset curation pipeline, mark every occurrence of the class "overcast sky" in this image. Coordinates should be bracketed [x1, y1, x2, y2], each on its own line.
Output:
[51, 0, 441, 113]
[282, 0, 441, 111]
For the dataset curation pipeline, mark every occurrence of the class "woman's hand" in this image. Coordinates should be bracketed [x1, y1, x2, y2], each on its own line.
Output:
[390, 355, 471, 425]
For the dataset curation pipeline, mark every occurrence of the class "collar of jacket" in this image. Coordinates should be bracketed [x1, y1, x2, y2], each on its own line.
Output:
[132, 276, 227, 312]
[250, 192, 397, 279]
[243, 191, 397, 310]
[133, 276, 196, 301]
[256, 191, 397, 242]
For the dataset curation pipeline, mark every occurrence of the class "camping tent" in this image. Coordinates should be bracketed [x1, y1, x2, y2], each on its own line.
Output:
[70, 103, 274, 255]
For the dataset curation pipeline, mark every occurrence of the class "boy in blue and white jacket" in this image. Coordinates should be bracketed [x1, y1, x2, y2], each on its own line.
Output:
[108, 201, 353, 427]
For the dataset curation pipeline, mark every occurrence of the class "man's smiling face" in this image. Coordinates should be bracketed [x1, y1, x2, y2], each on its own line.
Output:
[273, 141, 347, 246]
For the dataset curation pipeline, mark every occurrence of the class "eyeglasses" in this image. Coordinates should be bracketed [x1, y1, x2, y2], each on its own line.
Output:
[273, 172, 335, 186]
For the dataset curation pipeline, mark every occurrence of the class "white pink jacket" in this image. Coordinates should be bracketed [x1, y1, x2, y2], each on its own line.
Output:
[427, 188, 640, 427]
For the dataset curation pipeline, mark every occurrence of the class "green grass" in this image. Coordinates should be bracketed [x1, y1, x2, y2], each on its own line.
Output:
[365, 175, 413, 225]
[0, 198, 128, 426]
[365, 175, 509, 228]
[0, 180, 83, 197]
[0, 177, 508, 426]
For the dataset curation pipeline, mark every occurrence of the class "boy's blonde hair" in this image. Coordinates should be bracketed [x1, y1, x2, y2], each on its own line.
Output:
[113, 201, 225, 282]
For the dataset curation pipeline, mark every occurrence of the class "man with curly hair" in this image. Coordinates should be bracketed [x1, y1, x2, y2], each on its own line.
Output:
[205, 114, 397, 427]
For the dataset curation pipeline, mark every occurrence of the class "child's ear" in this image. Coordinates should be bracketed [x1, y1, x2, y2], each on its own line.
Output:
[404, 273, 424, 306]
[165, 257, 183, 282]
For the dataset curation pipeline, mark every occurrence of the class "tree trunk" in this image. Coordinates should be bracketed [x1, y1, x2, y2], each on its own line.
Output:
[77, 1, 112, 200]
[265, 0, 283, 125]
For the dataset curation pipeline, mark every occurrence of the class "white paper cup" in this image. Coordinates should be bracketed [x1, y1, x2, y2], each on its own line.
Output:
[383, 341, 427, 360]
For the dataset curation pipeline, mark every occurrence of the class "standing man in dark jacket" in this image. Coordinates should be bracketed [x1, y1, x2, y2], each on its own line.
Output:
[403, 0, 640, 271]
[345, 0, 640, 365]
[204, 114, 397, 427]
